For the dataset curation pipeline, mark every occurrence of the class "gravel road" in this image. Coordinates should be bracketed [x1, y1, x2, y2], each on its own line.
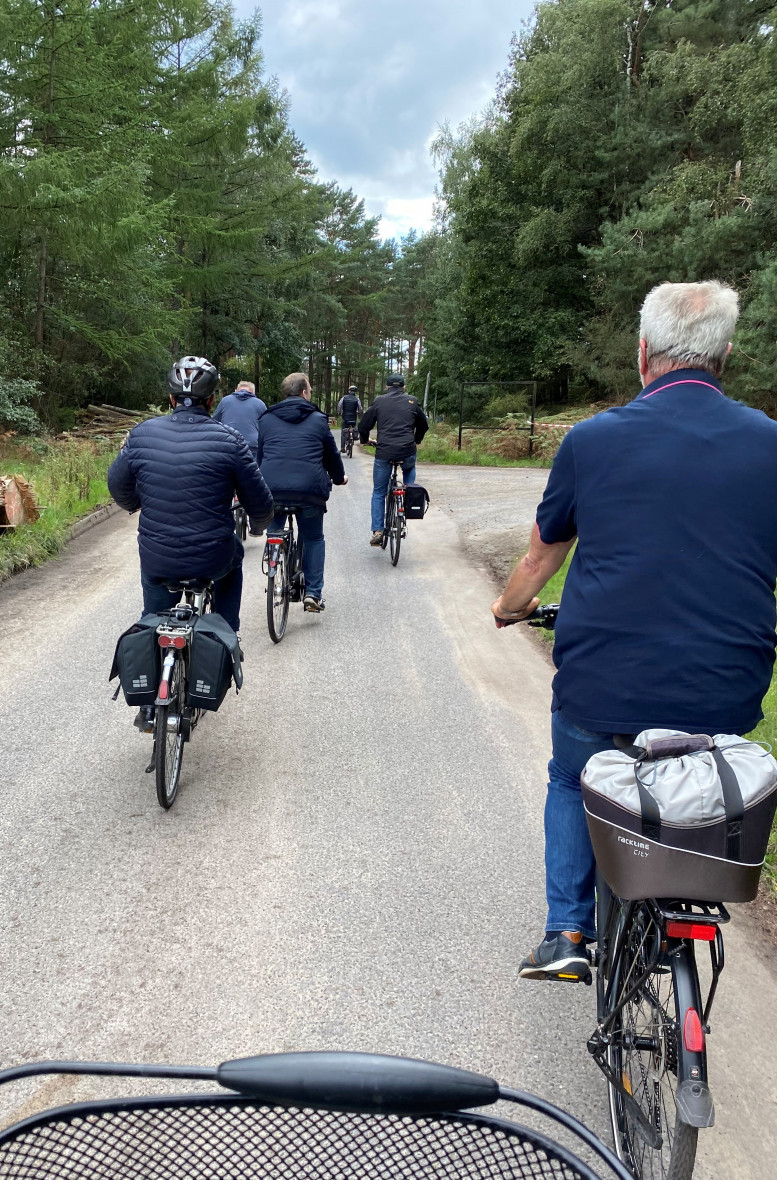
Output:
[0, 448, 774, 1177]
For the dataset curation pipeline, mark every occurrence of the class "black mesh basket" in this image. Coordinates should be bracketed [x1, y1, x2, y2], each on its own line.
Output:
[0, 1053, 631, 1180]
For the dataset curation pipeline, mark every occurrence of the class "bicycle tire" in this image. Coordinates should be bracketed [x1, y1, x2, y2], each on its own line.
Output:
[267, 543, 290, 643]
[155, 655, 185, 809]
[233, 505, 246, 541]
[382, 490, 393, 551]
[390, 503, 402, 565]
[346, 434, 353, 458]
[604, 901, 698, 1180]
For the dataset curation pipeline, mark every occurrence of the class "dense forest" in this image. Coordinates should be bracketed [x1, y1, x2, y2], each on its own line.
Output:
[1, 0, 776, 432]
[421, 0, 777, 418]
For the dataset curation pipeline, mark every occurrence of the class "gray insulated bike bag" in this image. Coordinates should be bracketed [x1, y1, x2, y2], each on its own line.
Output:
[581, 730, 777, 902]
[187, 613, 243, 712]
[403, 485, 430, 520]
[109, 613, 169, 706]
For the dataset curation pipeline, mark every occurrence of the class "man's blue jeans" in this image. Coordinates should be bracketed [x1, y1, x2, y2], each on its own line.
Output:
[545, 709, 617, 940]
[371, 457, 416, 531]
[271, 505, 325, 599]
[140, 538, 244, 632]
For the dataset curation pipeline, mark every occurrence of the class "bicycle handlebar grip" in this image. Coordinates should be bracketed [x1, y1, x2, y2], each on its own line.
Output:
[217, 1052, 500, 1114]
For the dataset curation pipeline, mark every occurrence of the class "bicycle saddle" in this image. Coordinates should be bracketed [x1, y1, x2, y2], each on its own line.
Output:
[162, 577, 214, 593]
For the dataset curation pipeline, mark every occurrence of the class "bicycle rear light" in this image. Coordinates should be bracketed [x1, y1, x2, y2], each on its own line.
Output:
[666, 921, 717, 941]
[267, 537, 284, 545]
[158, 634, 186, 649]
[683, 1008, 705, 1052]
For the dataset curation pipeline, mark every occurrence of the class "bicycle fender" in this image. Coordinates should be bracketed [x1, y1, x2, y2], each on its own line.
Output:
[675, 1079, 715, 1128]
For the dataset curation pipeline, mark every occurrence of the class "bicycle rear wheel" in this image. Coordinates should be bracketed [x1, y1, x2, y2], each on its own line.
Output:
[605, 903, 698, 1180]
[390, 504, 402, 565]
[155, 655, 185, 809]
[382, 490, 393, 550]
[346, 434, 353, 458]
[267, 543, 290, 643]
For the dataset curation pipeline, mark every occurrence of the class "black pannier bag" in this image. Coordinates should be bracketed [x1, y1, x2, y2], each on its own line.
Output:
[187, 613, 243, 712]
[109, 613, 169, 706]
[404, 485, 430, 520]
[582, 730, 777, 903]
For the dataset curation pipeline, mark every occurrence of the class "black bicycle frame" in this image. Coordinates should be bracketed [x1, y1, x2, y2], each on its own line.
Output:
[590, 895, 722, 1133]
[265, 512, 304, 590]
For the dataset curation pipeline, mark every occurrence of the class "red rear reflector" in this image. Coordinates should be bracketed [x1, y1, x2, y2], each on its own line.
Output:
[158, 682, 168, 701]
[666, 921, 716, 941]
[158, 635, 186, 649]
[267, 537, 284, 545]
[683, 1008, 704, 1053]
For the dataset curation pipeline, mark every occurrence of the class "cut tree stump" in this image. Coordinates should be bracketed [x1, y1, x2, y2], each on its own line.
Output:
[0, 474, 41, 529]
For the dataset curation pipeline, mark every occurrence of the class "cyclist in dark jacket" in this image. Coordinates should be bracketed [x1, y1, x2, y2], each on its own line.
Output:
[255, 371, 347, 612]
[337, 385, 363, 451]
[108, 355, 273, 644]
[212, 381, 267, 459]
[358, 373, 428, 545]
[212, 380, 268, 536]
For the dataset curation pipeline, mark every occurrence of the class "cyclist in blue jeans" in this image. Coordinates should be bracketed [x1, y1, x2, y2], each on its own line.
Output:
[358, 373, 428, 545]
[255, 371, 347, 612]
[491, 280, 777, 983]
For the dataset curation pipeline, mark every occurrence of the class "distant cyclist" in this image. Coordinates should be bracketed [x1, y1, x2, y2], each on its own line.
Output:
[255, 372, 347, 613]
[108, 356, 274, 730]
[358, 373, 428, 546]
[213, 380, 268, 536]
[338, 384, 363, 452]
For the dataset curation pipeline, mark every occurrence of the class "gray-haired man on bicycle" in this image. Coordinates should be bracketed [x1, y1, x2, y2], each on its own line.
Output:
[491, 281, 777, 982]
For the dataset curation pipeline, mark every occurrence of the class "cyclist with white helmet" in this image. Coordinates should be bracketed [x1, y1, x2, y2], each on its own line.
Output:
[108, 356, 274, 729]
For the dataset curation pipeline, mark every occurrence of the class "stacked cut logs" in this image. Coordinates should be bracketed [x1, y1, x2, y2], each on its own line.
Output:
[61, 403, 162, 440]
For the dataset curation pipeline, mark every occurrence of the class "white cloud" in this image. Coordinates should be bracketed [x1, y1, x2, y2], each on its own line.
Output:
[237, 0, 537, 236]
[378, 197, 437, 241]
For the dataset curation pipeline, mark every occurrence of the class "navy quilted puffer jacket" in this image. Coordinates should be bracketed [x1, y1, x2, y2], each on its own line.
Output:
[108, 405, 274, 578]
[255, 397, 345, 507]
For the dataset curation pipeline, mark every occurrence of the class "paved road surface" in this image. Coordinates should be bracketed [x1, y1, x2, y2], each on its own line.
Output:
[0, 448, 775, 1176]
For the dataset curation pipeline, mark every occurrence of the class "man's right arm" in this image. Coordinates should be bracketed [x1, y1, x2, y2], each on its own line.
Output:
[337, 396, 344, 414]
[107, 438, 140, 512]
[491, 431, 578, 622]
[359, 403, 377, 442]
[414, 402, 429, 444]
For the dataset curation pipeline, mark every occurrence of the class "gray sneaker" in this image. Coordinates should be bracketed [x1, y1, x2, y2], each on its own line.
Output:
[303, 595, 325, 612]
[370, 530, 383, 546]
[518, 932, 592, 983]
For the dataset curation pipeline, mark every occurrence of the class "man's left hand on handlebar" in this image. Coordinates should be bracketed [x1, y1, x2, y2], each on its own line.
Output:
[491, 595, 540, 628]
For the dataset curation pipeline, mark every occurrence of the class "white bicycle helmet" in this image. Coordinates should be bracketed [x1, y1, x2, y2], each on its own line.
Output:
[167, 355, 219, 402]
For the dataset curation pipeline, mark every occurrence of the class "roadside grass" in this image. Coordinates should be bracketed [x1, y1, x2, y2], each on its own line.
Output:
[526, 547, 777, 886]
[418, 424, 549, 468]
[0, 437, 113, 581]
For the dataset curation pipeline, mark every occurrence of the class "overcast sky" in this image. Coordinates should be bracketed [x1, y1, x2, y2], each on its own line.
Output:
[234, 1, 536, 241]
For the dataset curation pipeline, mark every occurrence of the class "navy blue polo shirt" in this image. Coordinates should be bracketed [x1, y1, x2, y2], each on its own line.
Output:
[536, 369, 777, 734]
